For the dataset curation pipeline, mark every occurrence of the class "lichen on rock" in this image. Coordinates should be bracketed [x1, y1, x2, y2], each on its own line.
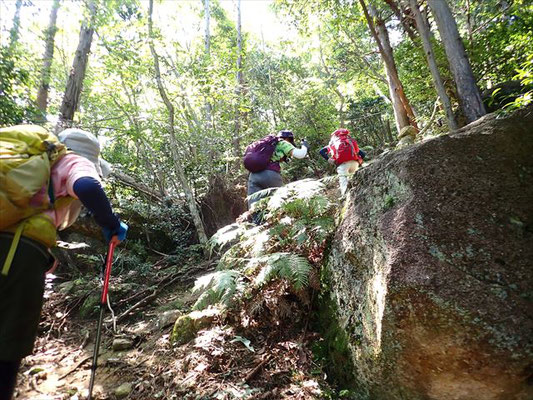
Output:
[322, 107, 533, 400]
[170, 308, 221, 345]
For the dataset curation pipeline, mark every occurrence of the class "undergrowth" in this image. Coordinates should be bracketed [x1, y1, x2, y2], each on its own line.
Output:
[194, 178, 338, 318]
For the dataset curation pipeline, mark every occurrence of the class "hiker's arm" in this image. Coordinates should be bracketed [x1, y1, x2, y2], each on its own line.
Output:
[290, 146, 307, 159]
[72, 177, 120, 232]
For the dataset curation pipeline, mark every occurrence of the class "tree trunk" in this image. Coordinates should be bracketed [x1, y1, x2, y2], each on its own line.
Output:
[203, 0, 213, 129]
[409, 0, 458, 130]
[233, 0, 243, 165]
[319, 43, 345, 125]
[360, 0, 418, 134]
[204, 0, 210, 55]
[56, 0, 96, 132]
[427, 0, 485, 123]
[112, 170, 165, 204]
[148, 0, 208, 246]
[36, 0, 61, 119]
[9, 0, 23, 48]
[383, 0, 418, 42]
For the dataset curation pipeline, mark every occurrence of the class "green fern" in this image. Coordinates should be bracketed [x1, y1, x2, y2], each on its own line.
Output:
[253, 252, 311, 290]
[319, 175, 338, 187]
[192, 270, 241, 310]
[246, 187, 279, 204]
[209, 224, 247, 254]
[206, 178, 336, 311]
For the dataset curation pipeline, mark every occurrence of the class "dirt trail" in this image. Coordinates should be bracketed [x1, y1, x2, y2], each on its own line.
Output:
[15, 257, 330, 400]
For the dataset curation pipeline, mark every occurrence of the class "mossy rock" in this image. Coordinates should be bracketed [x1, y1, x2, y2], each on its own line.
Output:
[114, 382, 133, 399]
[79, 294, 100, 319]
[170, 308, 220, 345]
[397, 125, 417, 140]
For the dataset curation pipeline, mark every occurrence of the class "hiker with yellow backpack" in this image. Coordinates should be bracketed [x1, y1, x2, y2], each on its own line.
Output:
[0, 125, 128, 400]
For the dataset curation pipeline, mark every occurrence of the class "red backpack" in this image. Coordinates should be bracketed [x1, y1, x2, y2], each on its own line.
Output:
[328, 129, 361, 165]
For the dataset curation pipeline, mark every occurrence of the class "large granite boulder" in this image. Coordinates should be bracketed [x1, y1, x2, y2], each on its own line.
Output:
[325, 107, 533, 399]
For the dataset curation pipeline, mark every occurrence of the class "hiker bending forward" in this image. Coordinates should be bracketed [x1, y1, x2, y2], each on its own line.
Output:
[319, 128, 363, 195]
[0, 126, 128, 400]
[245, 130, 309, 210]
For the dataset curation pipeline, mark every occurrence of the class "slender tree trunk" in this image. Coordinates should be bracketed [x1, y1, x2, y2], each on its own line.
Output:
[148, 0, 208, 246]
[319, 43, 345, 125]
[9, 0, 23, 48]
[465, 0, 473, 44]
[112, 170, 165, 204]
[233, 0, 243, 164]
[427, 0, 485, 123]
[204, 0, 210, 55]
[37, 0, 61, 119]
[383, 0, 418, 42]
[203, 0, 213, 129]
[409, 0, 457, 130]
[261, 33, 278, 127]
[360, 0, 418, 134]
[56, 0, 96, 132]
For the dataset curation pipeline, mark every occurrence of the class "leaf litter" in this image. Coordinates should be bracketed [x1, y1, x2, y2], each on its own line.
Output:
[15, 255, 333, 400]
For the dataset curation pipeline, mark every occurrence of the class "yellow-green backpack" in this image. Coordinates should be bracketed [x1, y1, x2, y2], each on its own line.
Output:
[0, 125, 67, 274]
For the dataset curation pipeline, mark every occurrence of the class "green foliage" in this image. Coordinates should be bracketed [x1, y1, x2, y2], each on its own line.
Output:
[503, 55, 533, 112]
[384, 195, 395, 210]
[253, 252, 311, 290]
[192, 270, 242, 310]
[468, 0, 533, 86]
[0, 46, 40, 126]
[197, 178, 337, 311]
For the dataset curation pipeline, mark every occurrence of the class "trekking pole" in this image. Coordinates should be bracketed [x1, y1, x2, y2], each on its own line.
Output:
[88, 240, 117, 400]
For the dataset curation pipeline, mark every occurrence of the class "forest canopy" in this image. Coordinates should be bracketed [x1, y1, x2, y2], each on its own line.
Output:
[1, 0, 532, 244]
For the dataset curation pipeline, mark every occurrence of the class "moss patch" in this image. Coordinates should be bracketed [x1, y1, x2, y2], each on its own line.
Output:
[312, 267, 358, 392]
[79, 294, 100, 319]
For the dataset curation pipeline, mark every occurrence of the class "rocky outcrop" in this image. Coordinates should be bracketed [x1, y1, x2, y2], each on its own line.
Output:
[325, 107, 533, 399]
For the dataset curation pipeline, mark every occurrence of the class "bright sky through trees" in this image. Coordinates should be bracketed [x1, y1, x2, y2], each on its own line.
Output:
[0, 0, 294, 45]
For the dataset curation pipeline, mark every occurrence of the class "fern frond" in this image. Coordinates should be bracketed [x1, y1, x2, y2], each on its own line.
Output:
[248, 296, 265, 316]
[246, 187, 279, 203]
[319, 175, 338, 187]
[309, 216, 336, 240]
[209, 224, 246, 252]
[288, 255, 311, 289]
[255, 263, 277, 287]
[253, 252, 311, 290]
[192, 270, 241, 310]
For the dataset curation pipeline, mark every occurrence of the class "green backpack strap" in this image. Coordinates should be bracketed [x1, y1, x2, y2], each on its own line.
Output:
[1, 221, 26, 276]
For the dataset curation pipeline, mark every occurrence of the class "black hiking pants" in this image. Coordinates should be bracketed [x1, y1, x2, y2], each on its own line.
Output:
[247, 169, 283, 208]
[247, 169, 283, 224]
[0, 233, 52, 399]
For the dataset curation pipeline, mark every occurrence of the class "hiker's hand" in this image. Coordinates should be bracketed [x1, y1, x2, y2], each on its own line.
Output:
[103, 221, 128, 244]
[328, 158, 336, 165]
[301, 139, 310, 150]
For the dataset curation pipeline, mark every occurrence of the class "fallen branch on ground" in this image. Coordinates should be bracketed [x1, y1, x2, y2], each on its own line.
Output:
[58, 355, 95, 380]
[116, 273, 185, 323]
[244, 355, 272, 383]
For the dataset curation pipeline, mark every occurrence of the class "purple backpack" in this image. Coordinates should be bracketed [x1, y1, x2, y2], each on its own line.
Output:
[243, 135, 279, 173]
